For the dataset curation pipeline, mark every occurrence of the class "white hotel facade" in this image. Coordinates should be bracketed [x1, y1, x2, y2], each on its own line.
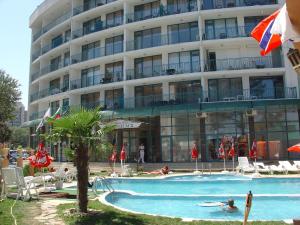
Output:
[28, 0, 300, 162]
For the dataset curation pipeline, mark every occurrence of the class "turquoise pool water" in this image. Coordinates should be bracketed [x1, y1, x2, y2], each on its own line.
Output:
[103, 174, 300, 220]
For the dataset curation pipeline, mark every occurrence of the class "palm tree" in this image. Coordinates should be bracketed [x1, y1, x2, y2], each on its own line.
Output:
[47, 108, 115, 213]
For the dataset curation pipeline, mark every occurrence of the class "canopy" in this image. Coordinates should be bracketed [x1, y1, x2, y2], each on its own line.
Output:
[288, 143, 300, 153]
[112, 119, 143, 129]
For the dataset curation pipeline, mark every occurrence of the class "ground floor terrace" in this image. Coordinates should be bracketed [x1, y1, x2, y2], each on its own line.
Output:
[29, 98, 300, 163]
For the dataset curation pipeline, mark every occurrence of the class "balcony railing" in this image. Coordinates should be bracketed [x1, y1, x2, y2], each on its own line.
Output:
[29, 110, 47, 121]
[126, 33, 200, 51]
[126, 4, 197, 24]
[203, 26, 250, 40]
[72, 18, 123, 39]
[70, 72, 123, 90]
[201, 0, 278, 10]
[73, 0, 117, 16]
[42, 11, 72, 34]
[31, 71, 40, 82]
[205, 56, 282, 71]
[126, 61, 201, 80]
[32, 29, 42, 42]
[31, 49, 41, 62]
[206, 87, 297, 102]
[40, 61, 69, 76]
[30, 85, 69, 102]
[81, 98, 124, 110]
[71, 43, 123, 64]
[41, 38, 70, 55]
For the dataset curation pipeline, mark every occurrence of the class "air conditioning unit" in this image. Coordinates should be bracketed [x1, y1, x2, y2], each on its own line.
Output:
[246, 109, 257, 116]
[196, 112, 207, 118]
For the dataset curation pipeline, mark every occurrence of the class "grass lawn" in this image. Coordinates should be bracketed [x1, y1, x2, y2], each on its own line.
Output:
[57, 200, 288, 225]
[0, 198, 42, 225]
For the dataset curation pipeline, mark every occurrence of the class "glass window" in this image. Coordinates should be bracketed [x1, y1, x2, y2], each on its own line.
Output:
[52, 35, 63, 48]
[134, 55, 162, 78]
[105, 89, 124, 109]
[105, 61, 123, 82]
[168, 21, 198, 44]
[105, 35, 123, 55]
[205, 18, 237, 39]
[134, 84, 162, 107]
[81, 92, 100, 109]
[64, 29, 71, 42]
[168, 50, 200, 73]
[81, 66, 100, 87]
[208, 78, 242, 101]
[250, 76, 284, 99]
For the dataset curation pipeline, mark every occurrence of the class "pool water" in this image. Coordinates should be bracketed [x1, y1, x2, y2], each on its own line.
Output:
[103, 174, 300, 220]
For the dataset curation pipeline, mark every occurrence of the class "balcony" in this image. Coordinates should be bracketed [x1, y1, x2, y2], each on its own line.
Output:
[72, 18, 123, 39]
[201, 0, 278, 10]
[32, 29, 42, 42]
[70, 72, 123, 90]
[206, 87, 297, 102]
[31, 49, 41, 62]
[126, 4, 197, 24]
[29, 85, 69, 102]
[71, 43, 123, 64]
[203, 26, 250, 40]
[42, 11, 72, 34]
[29, 110, 47, 121]
[126, 61, 201, 80]
[41, 37, 70, 55]
[73, 0, 117, 16]
[126, 33, 200, 51]
[205, 56, 282, 71]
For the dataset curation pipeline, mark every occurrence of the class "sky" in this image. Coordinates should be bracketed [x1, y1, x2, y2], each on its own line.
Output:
[0, 0, 44, 109]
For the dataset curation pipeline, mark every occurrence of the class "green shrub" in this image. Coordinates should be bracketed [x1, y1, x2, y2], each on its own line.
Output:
[23, 164, 39, 176]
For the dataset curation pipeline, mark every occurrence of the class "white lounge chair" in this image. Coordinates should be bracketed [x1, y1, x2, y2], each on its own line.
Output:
[293, 161, 300, 169]
[253, 162, 271, 174]
[47, 163, 76, 183]
[279, 161, 300, 173]
[269, 164, 288, 174]
[237, 157, 255, 174]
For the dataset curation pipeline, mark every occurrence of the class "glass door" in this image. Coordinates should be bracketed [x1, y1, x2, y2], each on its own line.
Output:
[161, 136, 172, 162]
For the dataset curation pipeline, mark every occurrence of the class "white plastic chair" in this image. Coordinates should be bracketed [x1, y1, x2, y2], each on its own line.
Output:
[279, 161, 300, 173]
[269, 164, 288, 174]
[237, 157, 255, 174]
[1, 167, 20, 199]
[253, 162, 271, 174]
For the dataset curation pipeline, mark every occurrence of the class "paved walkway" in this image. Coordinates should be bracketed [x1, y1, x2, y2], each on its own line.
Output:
[34, 199, 72, 225]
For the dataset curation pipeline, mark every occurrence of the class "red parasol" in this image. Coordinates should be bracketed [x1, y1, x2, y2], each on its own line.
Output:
[191, 144, 199, 159]
[120, 144, 126, 161]
[29, 142, 53, 168]
[288, 143, 300, 153]
[218, 142, 225, 159]
[249, 139, 257, 159]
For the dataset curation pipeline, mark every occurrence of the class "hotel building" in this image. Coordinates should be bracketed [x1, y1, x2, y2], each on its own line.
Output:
[28, 0, 300, 162]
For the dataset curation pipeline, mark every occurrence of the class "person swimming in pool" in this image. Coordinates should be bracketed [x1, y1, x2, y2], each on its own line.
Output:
[221, 199, 238, 212]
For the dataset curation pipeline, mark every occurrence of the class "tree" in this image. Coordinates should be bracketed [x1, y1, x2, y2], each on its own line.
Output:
[0, 122, 11, 143]
[10, 127, 29, 148]
[47, 108, 114, 213]
[0, 70, 21, 122]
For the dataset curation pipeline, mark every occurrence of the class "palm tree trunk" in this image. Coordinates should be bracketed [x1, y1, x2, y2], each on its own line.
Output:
[76, 141, 89, 213]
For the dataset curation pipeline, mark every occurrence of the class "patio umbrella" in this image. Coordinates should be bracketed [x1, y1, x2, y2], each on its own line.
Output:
[191, 144, 199, 173]
[228, 142, 235, 172]
[218, 141, 227, 172]
[28, 142, 53, 169]
[120, 144, 126, 169]
[288, 143, 300, 152]
[243, 191, 253, 225]
[109, 146, 117, 174]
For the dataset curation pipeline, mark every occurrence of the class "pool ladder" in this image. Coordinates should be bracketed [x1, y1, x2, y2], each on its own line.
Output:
[92, 177, 114, 195]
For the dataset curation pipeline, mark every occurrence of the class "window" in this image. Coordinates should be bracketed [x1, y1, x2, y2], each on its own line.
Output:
[81, 66, 101, 88]
[49, 78, 60, 95]
[250, 76, 284, 99]
[83, 17, 102, 35]
[105, 61, 123, 82]
[105, 89, 124, 109]
[135, 84, 162, 107]
[64, 29, 71, 42]
[167, 0, 197, 14]
[168, 22, 199, 44]
[169, 80, 201, 103]
[204, 18, 238, 39]
[64, 52, 70, 66]
[134, 27, 161, 50]
[168, 50, 200, 73]
[62, 74, 69, 92]
[50, 56, 61, 71]
[106, 10, 123, 27]
[134, 55, 162, 78]
[105, 35, 123, 55]
[81, 92, 100, 109]
[208, 78, 242, 101]
[83, 0, 109, 11]
[62, 98, 69, 113]
[134, 1, 160, 21]
[52, 35, 63, 48]
[51, 101, 60, 115]
[82, 41, 100, 61]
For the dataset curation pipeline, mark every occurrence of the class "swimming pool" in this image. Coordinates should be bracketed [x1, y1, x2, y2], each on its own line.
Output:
[102, 174, 300, 221]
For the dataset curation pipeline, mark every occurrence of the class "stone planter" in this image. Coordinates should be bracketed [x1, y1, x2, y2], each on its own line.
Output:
[0, 147, 9, 168]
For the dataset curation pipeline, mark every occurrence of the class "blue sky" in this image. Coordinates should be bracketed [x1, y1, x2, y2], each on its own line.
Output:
[0, 0, 44, 109]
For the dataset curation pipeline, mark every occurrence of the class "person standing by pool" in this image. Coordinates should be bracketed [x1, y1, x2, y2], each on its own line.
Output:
[120, 144, 126, 169]
[138, 143, 145, 164]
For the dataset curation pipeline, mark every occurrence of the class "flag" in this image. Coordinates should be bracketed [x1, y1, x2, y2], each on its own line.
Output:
[251, 10, 282, 56]
[51, 107, 61, 119]
[271, 4, 300, 43]
[36, 108, 51, 132]
[218, 142, 225, 159]
[228, 142, 235, 158]
[249, 139, 257, 160]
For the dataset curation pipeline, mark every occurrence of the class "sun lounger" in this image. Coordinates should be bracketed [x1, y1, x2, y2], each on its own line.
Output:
[253, 162, 271, 174]
[237, 157, 255, 174]
[279, 161, 300, 173]
[293, 161, 300, 169]
[269, 164, 288, 174]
